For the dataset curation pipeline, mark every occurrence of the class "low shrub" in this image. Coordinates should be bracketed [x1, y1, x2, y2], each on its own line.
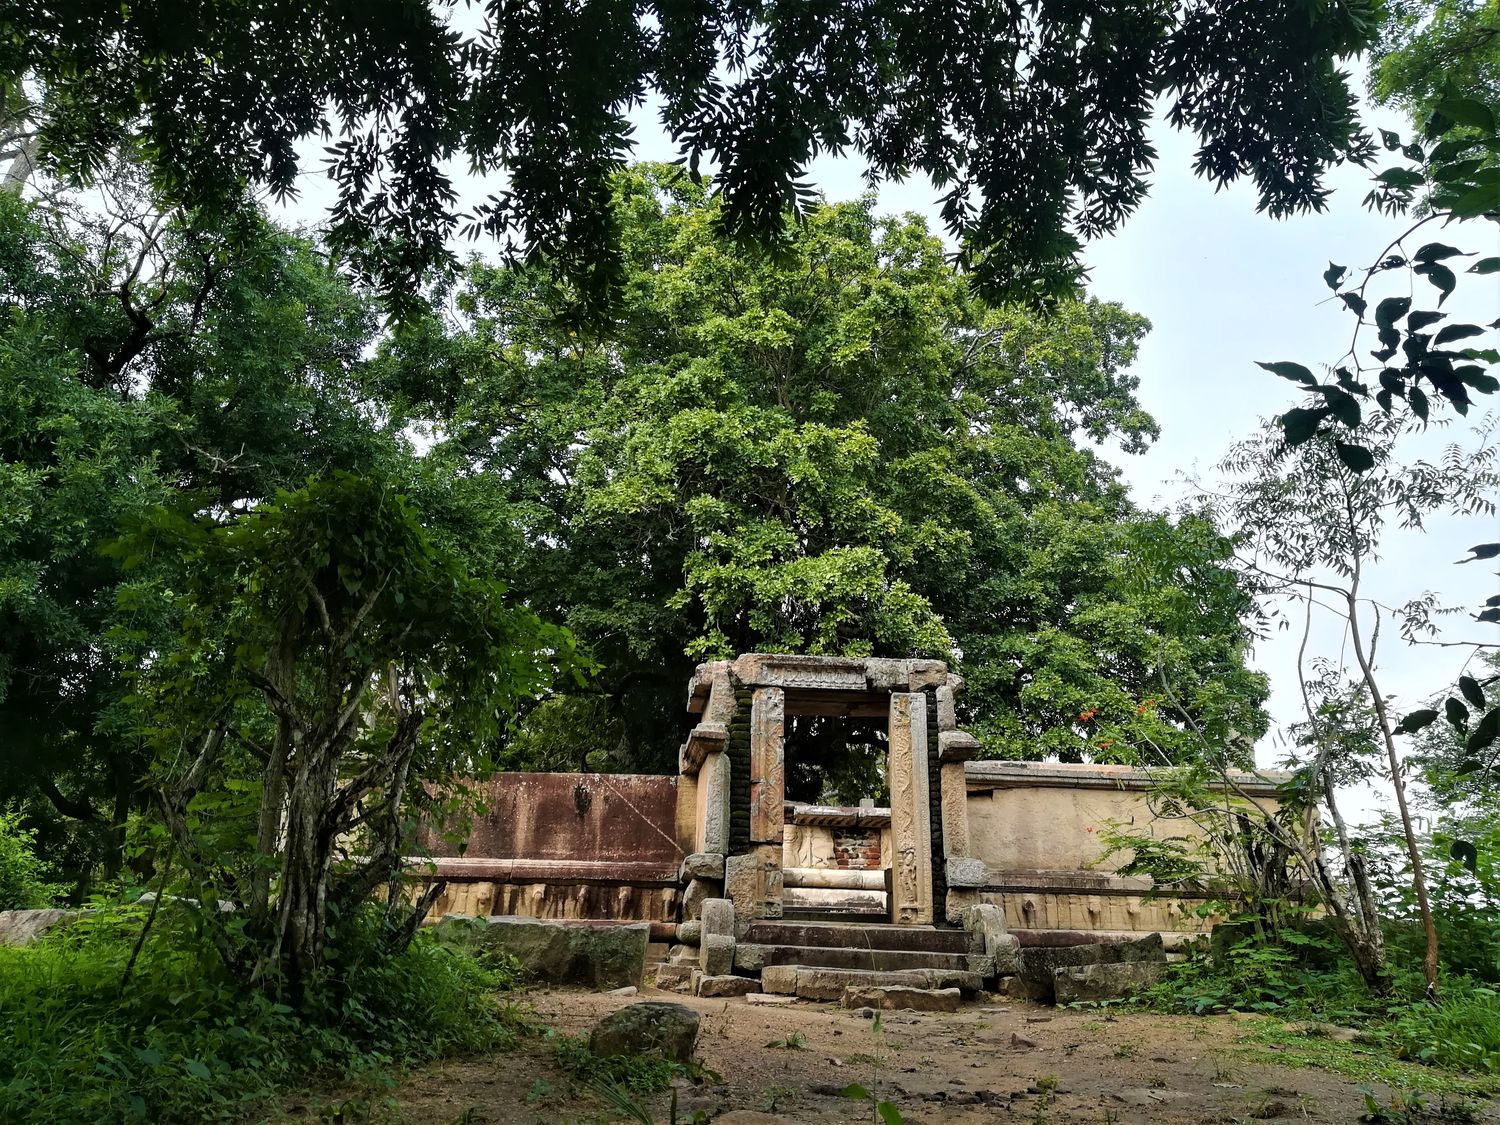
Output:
[0, 900, 524, 1123]
[0, 808, 65, 910]
[1387, 983, 1500, 1075]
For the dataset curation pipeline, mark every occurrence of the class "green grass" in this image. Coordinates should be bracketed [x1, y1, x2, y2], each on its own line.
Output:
[0, 901, 525, 1123]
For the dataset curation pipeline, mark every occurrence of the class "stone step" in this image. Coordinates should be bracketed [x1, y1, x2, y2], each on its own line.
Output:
[743, 920, 980, 956]
[760, 964, 986, 1002]
[734, 942, 989, 975]
[645, 941, 672, 965]
[780, 907, 889, 924]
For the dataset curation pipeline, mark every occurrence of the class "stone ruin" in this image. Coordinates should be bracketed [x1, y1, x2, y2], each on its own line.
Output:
[416, 653, 1286, 1005]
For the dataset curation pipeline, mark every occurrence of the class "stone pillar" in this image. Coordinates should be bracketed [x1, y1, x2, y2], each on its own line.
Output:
[695, 751, 731, 856]
[749, 687, 785, 845]
[887, 691, 934, 924]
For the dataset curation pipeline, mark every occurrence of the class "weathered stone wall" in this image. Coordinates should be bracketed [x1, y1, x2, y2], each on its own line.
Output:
[417, 772, 688, 922]
[962, 761, 1285, 944]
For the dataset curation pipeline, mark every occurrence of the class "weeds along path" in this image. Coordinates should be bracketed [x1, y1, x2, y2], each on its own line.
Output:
[313, 988, 1500, 1123]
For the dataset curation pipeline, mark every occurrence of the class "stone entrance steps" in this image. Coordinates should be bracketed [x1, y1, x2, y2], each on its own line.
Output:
[758, 964, 986, 1001]
[735, 920, 992, 987]
[743, 920, 980, 955]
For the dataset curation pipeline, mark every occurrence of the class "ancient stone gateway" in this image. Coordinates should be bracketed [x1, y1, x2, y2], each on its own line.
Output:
[415, 652, 1288, 1001]
[676, 654, 984, 930]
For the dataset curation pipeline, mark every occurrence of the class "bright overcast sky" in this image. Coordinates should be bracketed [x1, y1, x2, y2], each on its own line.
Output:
[277, 73, 1499, 816]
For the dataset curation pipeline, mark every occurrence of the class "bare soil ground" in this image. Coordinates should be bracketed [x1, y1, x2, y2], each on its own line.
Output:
[304, 986, 1500, 1125]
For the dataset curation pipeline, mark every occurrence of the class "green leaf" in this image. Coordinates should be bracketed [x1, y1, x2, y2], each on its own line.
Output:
[1323, 263, 1346, 290]
[1407, 310, 1445, 331]
[1318, 386, 1362, 428]
[1434, 323, 1484, 346]
[1433, 95, 1497, 133]
[1471, 257, 1500, 275]
[1450, 186, 1498, 218]
[877, 1103, 906, 1125]
[1466, 706, 1500, 753]
[183, 1059, 211, 1079]
[1410, 385, 1430, 420]
[1396, 708, 1439, 734]
[1460, 543, 1500, 563]
[1460, 675, 1486, 709]
[1256, 361, 1316, 386]
[1375, 296, 1412, 330]
[1417, 262, 1457, 304]
[1279, 407, 1326, 445]
[840, 1084, 871, 1100]
[1341, 292, 1367, 318]
[1414, 242, 1464, 263]
[1334, 442, 1374, 473]
[1447, 696, 1471, 730]
[1451, 839, 1479, 875]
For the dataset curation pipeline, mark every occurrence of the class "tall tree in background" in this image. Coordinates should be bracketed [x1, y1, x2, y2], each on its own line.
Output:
[3, 0, 1378, 317]
[386, 166, 1269, 777]
[1370, 0, 1500, 123]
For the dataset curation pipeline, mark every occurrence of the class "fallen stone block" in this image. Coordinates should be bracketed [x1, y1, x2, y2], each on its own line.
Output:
[1015, 933, 1165, 1003]
[841, 986, 962, 1013]
[700, 932, 734, 976]
[794, 967, 984, 1002]
[653, 964, 694, 992]
[761, 965, 799, 994]
[0, 908, 80, 946]
[589, 1001, 700, 1064]
[696, 974, 759, 997]
[478, 916, 648, 989]
[701, 897, 735, 939]
[746, 993, 797, 1006]
[1053, 961, 1164, 1004]
[683, 877, 713, 920]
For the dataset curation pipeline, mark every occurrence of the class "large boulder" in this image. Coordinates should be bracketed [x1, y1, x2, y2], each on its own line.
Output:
[589, 1001, 701, 1064]
[0, 909, 79, 946]
[477, 916, 649, 989]
[1053, 961, 1165, 1004]
[1015, 933, 1165, 1003]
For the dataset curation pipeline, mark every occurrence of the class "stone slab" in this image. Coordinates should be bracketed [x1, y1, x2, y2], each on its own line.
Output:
[945, 857, 988, 888]
[746, 992, 798, 1006]
[1053, 961, 1164, 1004]
[841, 985, 961, 1012]
[935, 685, 958, 731]
[1015, 933, 1165, 1003]
[682, 852, 726, 881]
[654, 963, 695, 992]
[697, 973, 760, 997]
[700, 932, 734, 975]
[477, 916, 649, 989]
[701, 897, 735, 939]
[761, 965, 800, 994]
[793, 967, 983, 1001]
[724, 846, 783, 924]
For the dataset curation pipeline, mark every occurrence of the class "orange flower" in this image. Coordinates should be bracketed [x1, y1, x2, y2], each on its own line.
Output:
[1078, 707, 1098, 722]
[1097, 739, 1114, 750]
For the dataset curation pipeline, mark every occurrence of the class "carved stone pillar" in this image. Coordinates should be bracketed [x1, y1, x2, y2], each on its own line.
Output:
[749, 687, 785, 845]
[887, 691, 934, 924]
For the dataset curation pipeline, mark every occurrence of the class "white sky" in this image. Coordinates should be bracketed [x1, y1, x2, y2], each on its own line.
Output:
[276, 75, 1499, 819]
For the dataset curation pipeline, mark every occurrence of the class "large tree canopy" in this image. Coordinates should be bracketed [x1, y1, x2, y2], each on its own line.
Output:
[3, 0, 1378, 315]
[388, 166, 1269, 776]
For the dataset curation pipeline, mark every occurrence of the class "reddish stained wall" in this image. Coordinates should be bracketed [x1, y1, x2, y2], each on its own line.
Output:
[426, 772, 685, 870]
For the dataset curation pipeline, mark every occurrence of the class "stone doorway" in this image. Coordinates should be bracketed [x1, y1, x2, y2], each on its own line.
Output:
[677, 655, 984, 931]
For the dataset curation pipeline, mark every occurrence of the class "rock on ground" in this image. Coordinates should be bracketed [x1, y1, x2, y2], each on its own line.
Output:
[0, 908, 79, 946]
[1053, 960, 1164, 1003]
[588, 1001, 701, 1064]
[477, 916, 648, 989]
[841, 985, 962, 1012]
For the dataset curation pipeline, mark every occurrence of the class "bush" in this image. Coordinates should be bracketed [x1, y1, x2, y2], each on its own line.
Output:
[0, 808, 64, 910]
[0, 901, 525, 1123]
[1387, 983, 1500, 1075]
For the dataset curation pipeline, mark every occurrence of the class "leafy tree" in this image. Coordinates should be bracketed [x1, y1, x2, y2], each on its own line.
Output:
[1199, 413, 1499, 995]
[124, 473, 576, 998]
[393, 166, 1268, 775]
[4, 0, 1379, 315]
[0, 181, 412, 889]
[1370, 0, 1500, 125]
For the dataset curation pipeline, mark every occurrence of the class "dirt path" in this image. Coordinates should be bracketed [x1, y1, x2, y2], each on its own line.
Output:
[353, 987, 1498, 1124]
